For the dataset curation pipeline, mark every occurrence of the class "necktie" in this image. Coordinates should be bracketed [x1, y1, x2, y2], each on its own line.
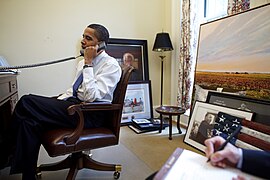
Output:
[72, 73, 83, 97]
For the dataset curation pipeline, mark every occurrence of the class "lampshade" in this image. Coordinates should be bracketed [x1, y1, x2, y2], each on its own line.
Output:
[152, 32, 174, 52]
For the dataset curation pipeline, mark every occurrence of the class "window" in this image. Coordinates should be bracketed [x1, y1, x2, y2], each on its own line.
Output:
[204, 0, 228, 22]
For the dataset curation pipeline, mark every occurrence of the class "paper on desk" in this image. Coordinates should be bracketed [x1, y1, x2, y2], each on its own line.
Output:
[165, 149, 262, 180]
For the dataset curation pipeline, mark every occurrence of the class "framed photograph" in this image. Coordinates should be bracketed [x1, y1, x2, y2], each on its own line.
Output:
[193, 4, 270, 106]
[121, 81, 153, 125]
[206, 91, 270, 126]
[106, 38, 149, 82]
[184, 101, 254, 152]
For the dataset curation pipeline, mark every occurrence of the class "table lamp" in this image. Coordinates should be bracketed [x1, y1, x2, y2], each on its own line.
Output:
[152, 32, 173, 106]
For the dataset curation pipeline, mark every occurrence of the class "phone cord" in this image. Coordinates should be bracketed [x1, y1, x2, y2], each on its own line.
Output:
[0, 55, 81, 70]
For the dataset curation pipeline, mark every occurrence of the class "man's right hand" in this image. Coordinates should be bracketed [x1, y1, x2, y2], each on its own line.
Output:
[204, 136, 241, 168]
[84, 45, 98, 65]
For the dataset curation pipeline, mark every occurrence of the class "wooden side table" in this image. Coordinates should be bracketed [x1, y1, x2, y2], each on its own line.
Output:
[155, 106, 185, 140]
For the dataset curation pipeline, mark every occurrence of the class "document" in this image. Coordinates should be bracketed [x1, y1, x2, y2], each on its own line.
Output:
[154, 148, 262, 180]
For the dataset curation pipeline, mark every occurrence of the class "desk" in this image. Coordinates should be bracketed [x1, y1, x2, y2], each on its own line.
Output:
[0, 75, 18, 149]
[155, 106, 185, 140]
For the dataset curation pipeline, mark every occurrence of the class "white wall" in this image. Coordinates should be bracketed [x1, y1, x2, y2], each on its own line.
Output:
[0, 0, 176, 108]
[251, 0, 270, 7]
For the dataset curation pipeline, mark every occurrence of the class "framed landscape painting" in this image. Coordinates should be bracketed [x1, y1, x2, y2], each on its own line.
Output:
[194, 4, 270, 103]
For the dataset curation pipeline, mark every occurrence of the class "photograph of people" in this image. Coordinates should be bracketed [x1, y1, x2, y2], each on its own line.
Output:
[121, 52, 142, 81]
[196, 112, 215, 145]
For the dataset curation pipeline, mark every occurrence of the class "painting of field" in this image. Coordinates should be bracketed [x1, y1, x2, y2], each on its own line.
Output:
[195, 4, 270, 102]
[195, 71, 270, 101]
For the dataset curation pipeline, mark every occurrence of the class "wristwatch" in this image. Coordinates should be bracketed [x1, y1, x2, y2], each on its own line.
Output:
[83, 64, 93, 68]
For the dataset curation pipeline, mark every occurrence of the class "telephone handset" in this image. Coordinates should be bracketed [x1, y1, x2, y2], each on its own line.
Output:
[97, 41, 107, 52]
[80, 41, 106, 56]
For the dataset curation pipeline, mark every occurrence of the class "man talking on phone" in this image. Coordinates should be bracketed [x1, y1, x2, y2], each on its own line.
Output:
[1, 24, 121, 180]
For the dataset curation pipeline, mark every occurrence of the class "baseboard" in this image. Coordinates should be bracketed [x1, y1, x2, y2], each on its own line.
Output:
[180, 114, 189, 128]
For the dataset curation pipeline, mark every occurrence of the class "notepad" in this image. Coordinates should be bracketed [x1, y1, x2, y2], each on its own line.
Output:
[154, 148, 262, 180]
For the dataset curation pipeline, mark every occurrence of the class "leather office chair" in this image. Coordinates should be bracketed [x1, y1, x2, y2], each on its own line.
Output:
[36, 66, 134, 180]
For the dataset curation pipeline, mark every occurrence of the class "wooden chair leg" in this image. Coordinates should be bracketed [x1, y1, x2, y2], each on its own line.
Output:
[66, 163, 79, 180]
[36, 152, 82, 177]
[37, 152, 122, 180]
[37, 155, 73, 173]
[82, 154, 121, 172]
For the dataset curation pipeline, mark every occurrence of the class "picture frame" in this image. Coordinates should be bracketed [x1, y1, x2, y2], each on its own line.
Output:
[121, 81, 153, 125]
[206, 91, 270, 126]
[184, 101, 254, 152]
[193, 4, 270, 106]
[106, 38, 149, 82]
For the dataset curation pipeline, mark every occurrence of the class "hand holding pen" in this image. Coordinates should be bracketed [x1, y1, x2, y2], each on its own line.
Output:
[204, 127, 242, 168]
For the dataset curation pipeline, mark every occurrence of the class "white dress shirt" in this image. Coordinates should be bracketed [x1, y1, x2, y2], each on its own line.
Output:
[58, 51, 122, 102]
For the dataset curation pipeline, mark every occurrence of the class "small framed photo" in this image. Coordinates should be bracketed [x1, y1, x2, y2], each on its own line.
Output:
[184, 101, 254, 152]
[206, 91, 270, 126]
[121, 81, 153, 125]
[106, 38, 149, 82]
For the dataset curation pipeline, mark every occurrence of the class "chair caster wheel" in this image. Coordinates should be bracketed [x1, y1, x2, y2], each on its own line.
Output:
[36, 172, 42, 179]
[36, 167, 42, 179]
[114, 171, 120, 179]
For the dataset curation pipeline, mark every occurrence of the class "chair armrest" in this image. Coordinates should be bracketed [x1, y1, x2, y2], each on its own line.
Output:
[64, 102, 122, 145]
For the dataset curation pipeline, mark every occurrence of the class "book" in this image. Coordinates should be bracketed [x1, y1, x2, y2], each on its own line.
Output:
[154, 148, 262, 180]
[132, 118, 152, 125]
[132, 118, 169, 130]
[128, 124, 160, 134]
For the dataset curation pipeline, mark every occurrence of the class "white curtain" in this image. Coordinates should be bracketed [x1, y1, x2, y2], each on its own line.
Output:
[228, 0, 250, 15]
[177, 0, 200, 111]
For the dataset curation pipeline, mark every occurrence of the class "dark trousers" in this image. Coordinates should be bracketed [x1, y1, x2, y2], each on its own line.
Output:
[9, 94, 105, 180]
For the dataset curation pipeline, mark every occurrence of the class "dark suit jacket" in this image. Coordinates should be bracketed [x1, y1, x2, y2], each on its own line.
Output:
[241, 149, 270, 179]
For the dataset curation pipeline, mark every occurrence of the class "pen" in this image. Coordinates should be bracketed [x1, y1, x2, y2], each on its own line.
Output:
[206, 126, 242, 162]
